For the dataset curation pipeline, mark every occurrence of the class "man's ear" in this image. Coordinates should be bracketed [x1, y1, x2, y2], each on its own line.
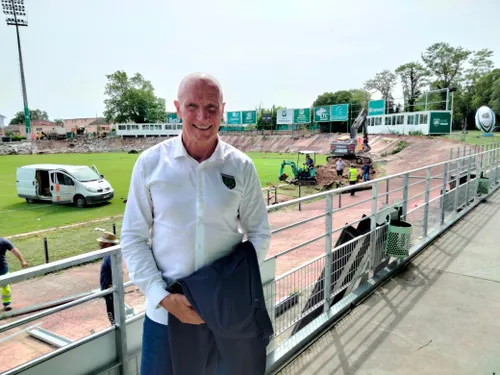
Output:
[174, 100, 181, 116]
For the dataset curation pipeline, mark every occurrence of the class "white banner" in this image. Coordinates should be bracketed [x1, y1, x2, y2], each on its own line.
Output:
[276, 108, 294, 124]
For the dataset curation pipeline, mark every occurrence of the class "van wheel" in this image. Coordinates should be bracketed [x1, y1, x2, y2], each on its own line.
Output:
[74, 195, 87, 208]
[26, 198, 35, 204]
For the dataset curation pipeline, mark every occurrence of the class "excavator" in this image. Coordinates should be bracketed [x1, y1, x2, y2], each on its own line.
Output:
[278, 151, 317, 185]
[326, 108, 372, 166]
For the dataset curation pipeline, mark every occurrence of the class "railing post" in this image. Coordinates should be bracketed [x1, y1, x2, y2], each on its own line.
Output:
[111, 251, 129, 375]
[267, 189, 270, 206]
[440, 162, 449, 225]
[323, 194, 333, 313]
[449, 148, 453, 161]
[495, 143, 500, 185]
[369, 182, 379, 273]
[338, 193, 342, 209]
[298, 185, 302, 211]
[465, 157, 472, 205]
[274, 186, 278, 204]
[385, 179, 389, 205]
[423, 168, 431, 237]
[402, 173, 409, 221]
[43, 238, 49, 264]
[453, 158, 461, 213]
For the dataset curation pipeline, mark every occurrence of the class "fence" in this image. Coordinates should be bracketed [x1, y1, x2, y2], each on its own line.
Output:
[1, 143, 500, 375]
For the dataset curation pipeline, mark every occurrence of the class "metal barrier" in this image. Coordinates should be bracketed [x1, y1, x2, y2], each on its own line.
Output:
[1, 142, 500, 375]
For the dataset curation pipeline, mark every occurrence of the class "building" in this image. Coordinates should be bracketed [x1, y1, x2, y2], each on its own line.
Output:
[5, 120, 64, 138]
[62, 117, 113, 135]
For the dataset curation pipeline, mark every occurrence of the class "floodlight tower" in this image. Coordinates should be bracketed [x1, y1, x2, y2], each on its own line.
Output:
[2, 0, 31, 140]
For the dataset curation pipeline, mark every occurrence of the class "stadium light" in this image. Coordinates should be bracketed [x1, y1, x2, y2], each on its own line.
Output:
[2, 0, 31, 140]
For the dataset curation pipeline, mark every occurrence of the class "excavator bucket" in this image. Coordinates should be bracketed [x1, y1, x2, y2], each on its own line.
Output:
[279, 173, 288, 181]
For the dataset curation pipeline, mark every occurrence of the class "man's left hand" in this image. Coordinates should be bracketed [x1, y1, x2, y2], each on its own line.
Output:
[21, 261, 29, 268]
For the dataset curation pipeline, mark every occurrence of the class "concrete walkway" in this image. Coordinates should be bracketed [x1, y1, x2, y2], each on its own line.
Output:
[279, 190, 500, 375]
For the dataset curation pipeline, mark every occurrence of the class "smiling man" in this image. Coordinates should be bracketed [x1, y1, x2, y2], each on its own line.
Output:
[121, 73, 271, 375]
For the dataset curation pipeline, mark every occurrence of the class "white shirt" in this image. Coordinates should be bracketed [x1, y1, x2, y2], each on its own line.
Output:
[120, 134, 271, 325]
[336, 160, 344, 171]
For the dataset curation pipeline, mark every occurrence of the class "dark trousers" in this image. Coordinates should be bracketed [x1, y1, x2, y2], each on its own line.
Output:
[140, 314, 228, 375]
[350, 180, 356, 195]
[104, 295, 115, 325]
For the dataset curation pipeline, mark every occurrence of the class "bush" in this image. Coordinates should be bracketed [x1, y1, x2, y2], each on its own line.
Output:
[408, 130, 424, 136]
[11, 136, 27, 141]
[391, 141, 409, 155]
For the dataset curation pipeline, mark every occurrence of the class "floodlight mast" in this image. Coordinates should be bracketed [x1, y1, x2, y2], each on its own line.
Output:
[2, 0, 31, 140]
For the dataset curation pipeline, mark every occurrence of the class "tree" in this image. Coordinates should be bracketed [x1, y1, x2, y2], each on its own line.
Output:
[9, 109, 49, 125]
[364, 70, 397, 102]
[395, 62, 430, 112]
[421, 42, 471, 89]
[103, 71, 167, 124]
[54, 119, 64, 126]
[349, 89, 371, 107]
[465, 49, 494, 87]
[472, 69, 500, 113]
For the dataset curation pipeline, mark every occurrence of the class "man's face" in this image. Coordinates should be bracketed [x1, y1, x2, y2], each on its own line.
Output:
[174, 79, 225, 145]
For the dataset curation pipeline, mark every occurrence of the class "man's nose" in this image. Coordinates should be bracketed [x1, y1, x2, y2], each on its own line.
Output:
[196, 109, 209, 121]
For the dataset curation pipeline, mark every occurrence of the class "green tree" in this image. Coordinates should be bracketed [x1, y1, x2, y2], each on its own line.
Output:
[103, 71, 167, 124]
[54, 119, 64, 126]
[472, 69, 500, 113]
[349, 89, 371, 107]
[421, 42, 471, 89]
[9, 109, 49, 125]
[395, 62, 430, 112]
[364, 70, 397, 101]
[465, 49, 494, 87]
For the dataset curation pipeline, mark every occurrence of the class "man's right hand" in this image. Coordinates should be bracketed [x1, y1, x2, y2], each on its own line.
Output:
[160, 294, 205, 325]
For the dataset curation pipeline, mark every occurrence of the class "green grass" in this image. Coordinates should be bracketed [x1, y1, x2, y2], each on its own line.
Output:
[445, 130, 500, 145]
[0, 151, 329, 236]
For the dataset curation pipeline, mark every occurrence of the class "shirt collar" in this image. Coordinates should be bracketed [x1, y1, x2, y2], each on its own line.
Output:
[174, 132, 225, 163]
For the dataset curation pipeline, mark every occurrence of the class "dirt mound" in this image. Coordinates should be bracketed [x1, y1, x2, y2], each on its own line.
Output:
[315, 157, 379, 189]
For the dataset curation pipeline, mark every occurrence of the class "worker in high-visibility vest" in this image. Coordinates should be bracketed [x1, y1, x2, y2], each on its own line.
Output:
[0, 237, 29, 311]
[349, 166, 358, 196]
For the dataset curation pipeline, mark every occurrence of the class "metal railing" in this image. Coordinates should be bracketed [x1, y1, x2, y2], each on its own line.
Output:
[1, 143, 500, 375]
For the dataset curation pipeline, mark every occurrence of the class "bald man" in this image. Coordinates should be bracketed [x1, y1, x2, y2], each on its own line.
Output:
[121, 73, 271, 374]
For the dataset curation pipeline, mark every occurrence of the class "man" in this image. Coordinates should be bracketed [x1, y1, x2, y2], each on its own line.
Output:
[336, 157, 345, 182]
[0, 237, 29, 311]
[305, 154, 314, 168]
[98, 231, 120, 325]
[121, 73, 271, 375]
[349, 165, 358, 196]
[362, 160, 371, 182]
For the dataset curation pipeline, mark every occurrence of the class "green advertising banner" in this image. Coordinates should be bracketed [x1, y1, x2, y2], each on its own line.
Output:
[429, 111, 452, 134]
[167, 113, 182, 124]
[368, 100, 385, 116]
[313, 106, 330, 122]
[330, 104, 349, 121]
[293, 108, 311, 124]
[227, 111, 242, 125]
[242, 110, 257, 125]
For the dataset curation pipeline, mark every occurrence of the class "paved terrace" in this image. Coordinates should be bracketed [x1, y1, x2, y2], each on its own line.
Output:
[278, 190, 500, 375]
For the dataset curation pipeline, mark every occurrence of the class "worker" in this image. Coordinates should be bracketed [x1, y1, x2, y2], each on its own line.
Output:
[0, 237, 29, 311]
[349, 166, 358, 196]
[98, 231, 120, 325]
[363, 134, 370, 151]
[305, 154, 314, 168]
[336, 158, 345, 182]
[362, 160, 371, 182]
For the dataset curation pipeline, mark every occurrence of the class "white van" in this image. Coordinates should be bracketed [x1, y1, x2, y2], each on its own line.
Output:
[16, 164, 114, 208]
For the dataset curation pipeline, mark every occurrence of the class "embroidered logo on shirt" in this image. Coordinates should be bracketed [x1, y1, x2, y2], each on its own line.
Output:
[221, 173, 236, 190]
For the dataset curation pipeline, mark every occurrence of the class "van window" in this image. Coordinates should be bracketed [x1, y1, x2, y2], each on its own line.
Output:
[57, 173, 74, 186]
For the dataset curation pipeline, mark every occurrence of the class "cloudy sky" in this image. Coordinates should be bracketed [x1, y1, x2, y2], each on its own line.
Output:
[1, 0, 499, 123]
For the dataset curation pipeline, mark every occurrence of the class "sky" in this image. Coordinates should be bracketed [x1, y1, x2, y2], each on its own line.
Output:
[1, 0, 500, 124]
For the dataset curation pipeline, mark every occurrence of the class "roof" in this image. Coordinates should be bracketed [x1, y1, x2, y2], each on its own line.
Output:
[19, 164, 90, 171]
[88, 117, 110, 126]
[298, 150, 316, 154]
